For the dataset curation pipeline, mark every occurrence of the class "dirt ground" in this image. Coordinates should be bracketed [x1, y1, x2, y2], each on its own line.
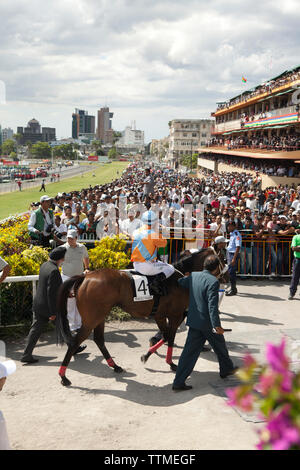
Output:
[1, 279, 300, 450]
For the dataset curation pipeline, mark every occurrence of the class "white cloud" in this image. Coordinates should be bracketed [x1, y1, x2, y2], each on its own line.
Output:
[0, 0, 299, 140]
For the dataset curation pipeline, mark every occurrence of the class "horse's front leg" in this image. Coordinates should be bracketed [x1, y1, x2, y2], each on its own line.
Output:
[165, 315, 184, 372]
[94, 323, 123, 373]
[141, 316, 168, 365]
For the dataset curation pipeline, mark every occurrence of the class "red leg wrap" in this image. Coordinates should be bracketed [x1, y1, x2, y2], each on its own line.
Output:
[149, 339, 165, 355]
[107, 358, 115, 368]
[59, 366, 67, 377]
[166, 347, 173, 364]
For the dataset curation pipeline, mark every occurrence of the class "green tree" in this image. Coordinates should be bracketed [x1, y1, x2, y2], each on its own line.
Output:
[2, 139, 17, 155]
[53, 144, 76, 160]
[10, 151, 18, 161]
[108, 146, 118, 159]
[31, 142, 52, 159]
[91, 140, 105, 156]
[180, 153, 198, 169]
[112, 131, 122, 145]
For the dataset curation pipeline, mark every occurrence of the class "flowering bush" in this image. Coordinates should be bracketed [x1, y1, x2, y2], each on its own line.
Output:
[88, 236, 130, 270]
[0, 218, 31, 256]
[22, 246, 49, 266]
[226, 338, 300, 450]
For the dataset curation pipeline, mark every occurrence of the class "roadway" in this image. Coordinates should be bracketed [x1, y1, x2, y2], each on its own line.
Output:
[0, 163, 102, 194]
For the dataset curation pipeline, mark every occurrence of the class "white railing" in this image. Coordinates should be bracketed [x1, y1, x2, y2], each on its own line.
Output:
[3, 275, 39, 297]
[0, 275, 39, 325]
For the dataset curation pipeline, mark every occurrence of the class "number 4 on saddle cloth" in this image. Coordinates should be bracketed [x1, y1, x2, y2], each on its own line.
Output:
[123, 270, 169, 303]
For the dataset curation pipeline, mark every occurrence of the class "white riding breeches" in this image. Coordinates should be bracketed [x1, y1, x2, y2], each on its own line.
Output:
[133, 260, 175, 278]
[61, 273, 82, 332]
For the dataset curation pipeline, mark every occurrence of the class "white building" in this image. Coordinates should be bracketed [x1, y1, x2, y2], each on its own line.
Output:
[116, 122, 145, 152]
[2, 127, 14, 142]
[167, 119, 214, 166]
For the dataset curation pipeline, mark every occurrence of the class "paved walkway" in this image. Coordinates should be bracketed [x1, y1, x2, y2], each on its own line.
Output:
[1, 279, 299, 450]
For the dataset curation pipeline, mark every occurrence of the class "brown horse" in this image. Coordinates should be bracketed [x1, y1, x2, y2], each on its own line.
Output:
[56, 248, 229, 386]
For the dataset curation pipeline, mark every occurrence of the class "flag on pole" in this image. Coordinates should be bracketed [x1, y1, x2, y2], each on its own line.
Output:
[242, 76, 247, 83]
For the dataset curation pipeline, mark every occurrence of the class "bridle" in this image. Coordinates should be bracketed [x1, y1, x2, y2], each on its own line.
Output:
[209, 246, 229, 281]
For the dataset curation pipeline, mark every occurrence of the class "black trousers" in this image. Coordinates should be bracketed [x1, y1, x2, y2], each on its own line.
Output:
[22, 312, 50, 359]
[290, 258, 300, 296]
[173, 327, 234, 386]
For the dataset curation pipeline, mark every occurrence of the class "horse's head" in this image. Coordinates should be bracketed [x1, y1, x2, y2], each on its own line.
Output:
[174, 249, 230, 285]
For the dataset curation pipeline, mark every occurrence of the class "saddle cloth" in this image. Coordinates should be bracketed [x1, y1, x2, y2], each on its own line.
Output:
[122, 270, 167, 302]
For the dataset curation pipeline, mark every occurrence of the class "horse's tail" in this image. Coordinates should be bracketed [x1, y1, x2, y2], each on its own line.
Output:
[56, 275, 85, 346]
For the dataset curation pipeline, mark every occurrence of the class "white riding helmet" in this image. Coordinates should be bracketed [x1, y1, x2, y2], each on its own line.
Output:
[141, 210, 158, 225]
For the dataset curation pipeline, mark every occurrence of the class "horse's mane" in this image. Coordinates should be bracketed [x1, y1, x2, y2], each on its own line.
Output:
[173, 249, 207, 274]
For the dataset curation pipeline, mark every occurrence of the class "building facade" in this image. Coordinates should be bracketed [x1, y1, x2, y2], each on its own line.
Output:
[212, 65, 300, 142]
[167, 119, 214, 166]
[2, 127, 14, 143]
[17, 119, 56, 144]
[198, 65, 300, 182]
[150, 136, 169, 160]
[72, 109, 95, 139]
[96, 107, 114, 144]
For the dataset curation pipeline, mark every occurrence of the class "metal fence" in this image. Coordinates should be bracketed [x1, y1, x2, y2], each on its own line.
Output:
[155, 235, 294, 277]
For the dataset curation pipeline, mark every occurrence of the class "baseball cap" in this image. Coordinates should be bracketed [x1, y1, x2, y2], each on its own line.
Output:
[214, 236, 229, 244]
[278, 215, 287, 220]
[40, 195, 52, 203]
[67, 229, 78, 239]
[0, 360, 16, 379]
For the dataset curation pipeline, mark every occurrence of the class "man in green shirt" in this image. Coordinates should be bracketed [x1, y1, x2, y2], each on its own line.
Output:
[288, 232, 300, 300]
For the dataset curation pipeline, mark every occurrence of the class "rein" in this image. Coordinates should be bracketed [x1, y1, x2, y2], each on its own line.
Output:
[209, 246, 228, 280]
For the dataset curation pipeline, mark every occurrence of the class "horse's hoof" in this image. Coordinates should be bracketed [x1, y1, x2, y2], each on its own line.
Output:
[169, 362, 177, 372]
[61, 376, 72, 387]
[113, 365, 123, 373]
[141, 354, 148, 364]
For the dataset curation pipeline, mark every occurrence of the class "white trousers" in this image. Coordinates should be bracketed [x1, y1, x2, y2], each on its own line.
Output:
[133, 260, 175, 278]
[0, 411, 11, 450]
[61, 274, 82, 332]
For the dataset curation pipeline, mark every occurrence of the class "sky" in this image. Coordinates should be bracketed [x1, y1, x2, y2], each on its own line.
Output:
[0, 0, 299, 142]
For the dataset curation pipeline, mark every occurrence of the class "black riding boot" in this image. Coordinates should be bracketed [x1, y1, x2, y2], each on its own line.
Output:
[150, 273, 167, 296]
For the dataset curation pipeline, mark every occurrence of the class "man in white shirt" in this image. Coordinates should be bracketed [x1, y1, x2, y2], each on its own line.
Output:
[61, 230, 89, 340]
[28, 195, 55, 247]
[119, 211, 142, 238]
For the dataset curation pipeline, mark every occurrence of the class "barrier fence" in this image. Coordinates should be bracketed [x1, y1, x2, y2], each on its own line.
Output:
[155, 235, 294, 277]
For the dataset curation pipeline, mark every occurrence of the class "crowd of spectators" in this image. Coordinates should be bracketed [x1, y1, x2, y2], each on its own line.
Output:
[208, 132, 300, 153]
[27, 162, 300, 277]
[200, 152, 300, 177]
[216, 67, 300, 111]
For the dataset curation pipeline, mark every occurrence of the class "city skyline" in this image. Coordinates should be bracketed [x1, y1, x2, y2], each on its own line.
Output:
[0, 0, 299, 142]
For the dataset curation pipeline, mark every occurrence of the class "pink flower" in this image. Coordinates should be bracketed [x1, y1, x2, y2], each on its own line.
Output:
[257, 405, 300, 450]
[226, 387, 254, 412]
[266, 339, 289, 375]
[265, 339, 293, 393]
[243, 353, 256, 368]
[257, 372, 275, 395]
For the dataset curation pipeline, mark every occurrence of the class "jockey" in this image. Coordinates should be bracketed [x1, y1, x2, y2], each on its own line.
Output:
[131, 210, 175, 283]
